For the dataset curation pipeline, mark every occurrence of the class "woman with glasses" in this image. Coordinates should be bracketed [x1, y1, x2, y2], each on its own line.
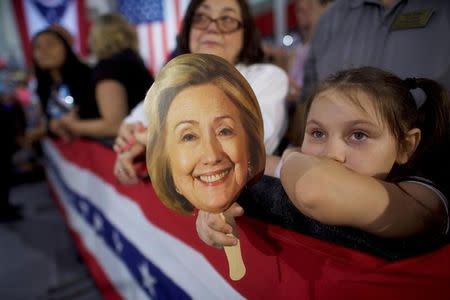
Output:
[114, 0, 289, 184]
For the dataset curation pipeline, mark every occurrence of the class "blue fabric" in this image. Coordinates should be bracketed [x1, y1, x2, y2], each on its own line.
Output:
[118, 0, 163, 24]
[30, 0, 71, 24]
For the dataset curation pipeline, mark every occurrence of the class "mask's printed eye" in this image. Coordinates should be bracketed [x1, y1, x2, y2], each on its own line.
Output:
[181, 133, 197, 142]
[218, 127, 234, 137]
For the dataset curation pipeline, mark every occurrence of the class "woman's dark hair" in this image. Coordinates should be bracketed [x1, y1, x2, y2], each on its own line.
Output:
[32, 28, 96, 118]
[175, 0, 264, 64]
[301, 66, 450, 191]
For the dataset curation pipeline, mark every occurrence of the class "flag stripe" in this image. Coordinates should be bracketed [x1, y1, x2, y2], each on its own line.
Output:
[46, 180, 128, 300]
[161, 21, 168, 66]
[164, 0, 176, 58]
[11, 0, 31, 66]
[46, 167, 151, 300]
[147, 25, 156, 75]
[46, 161, 187, 300]
[137, 25, 151, 71]
[153, 23, 164, 73]
[133, 0, 188, 74]
[175, 0, 182, 31]
[75, 0, 90, 56]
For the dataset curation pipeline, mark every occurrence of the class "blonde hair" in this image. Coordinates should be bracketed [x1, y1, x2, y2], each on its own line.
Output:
[89, 13, 138, 60]
[145, 53, 265, 214]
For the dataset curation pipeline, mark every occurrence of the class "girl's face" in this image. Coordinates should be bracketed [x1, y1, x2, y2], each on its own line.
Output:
[189, 0, 244, 64]
[301, 89, 403, 179]
[166, 83, 249, 213]
[33, 32, 67, 70]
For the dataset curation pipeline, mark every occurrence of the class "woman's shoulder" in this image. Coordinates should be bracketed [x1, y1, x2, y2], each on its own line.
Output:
[235, 63, 288, 86]
[96, 49, 142, 67]
[77, 62, 93, 78]
[236, 62, 287, 77]
[94, 49, 148, 81]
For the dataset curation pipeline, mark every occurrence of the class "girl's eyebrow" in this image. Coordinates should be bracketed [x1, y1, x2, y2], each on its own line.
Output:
[305, 119, 323, 126]
[306, 119, 380, 128]
[345, 119, 380, 129]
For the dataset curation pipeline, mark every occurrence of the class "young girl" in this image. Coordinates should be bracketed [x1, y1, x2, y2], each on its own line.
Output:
[196, 66, 450, 258]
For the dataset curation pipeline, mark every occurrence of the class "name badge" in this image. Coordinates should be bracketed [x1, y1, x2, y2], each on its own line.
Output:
[391, 9, 434, 31]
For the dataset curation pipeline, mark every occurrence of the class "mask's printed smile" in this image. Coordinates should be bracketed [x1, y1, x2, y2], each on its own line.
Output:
[196, 168, 231, 186]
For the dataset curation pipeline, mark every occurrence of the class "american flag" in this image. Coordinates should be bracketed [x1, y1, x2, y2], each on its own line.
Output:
[119, 0, 190, 75]
[11, 0, 90, 65]
[45, 137, 450, 300]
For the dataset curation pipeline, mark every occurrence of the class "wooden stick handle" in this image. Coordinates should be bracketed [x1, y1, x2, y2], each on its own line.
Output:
[220, 213, 246, 281]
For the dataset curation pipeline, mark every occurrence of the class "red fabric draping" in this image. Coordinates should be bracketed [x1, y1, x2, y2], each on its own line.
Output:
[48, 138, 450, 300]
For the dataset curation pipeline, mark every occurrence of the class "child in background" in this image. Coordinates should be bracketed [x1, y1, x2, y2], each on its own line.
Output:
[0, 73, 26, 221]
[196, 66, 450, 258]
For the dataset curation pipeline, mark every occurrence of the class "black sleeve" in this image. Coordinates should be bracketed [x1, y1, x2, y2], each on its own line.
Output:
[93, 58, 122, 85]
[395, 176, 450, 237]
[67, 65, 98, 119]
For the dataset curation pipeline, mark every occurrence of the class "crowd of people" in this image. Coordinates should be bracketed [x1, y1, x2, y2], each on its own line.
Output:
[2, 0, 450, 262]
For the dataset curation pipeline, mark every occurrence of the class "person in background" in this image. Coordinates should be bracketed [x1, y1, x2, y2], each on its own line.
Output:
[0, 80, 26, 222]
[28, 25, 97, 142]
[298, 0, 450, 115]
[59, 13, 154, 139]
[197, 67, 450, 259]
[113, 0, 288, 184]
[264, 0, 332, 103]
[288, 0, 332, 101]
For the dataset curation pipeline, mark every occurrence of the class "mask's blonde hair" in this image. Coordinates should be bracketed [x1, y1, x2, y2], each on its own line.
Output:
[145, 53, 265, 214]
[89, 13, 138, 60]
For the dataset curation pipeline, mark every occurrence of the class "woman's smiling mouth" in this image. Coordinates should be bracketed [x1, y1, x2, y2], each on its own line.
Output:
[196, 168, 231, 185]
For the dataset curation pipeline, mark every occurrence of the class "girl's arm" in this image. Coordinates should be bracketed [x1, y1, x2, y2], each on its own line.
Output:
[280, 152, 446, 238]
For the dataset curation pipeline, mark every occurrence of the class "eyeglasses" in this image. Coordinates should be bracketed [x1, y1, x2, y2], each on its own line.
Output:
[192, 13, 243, 34]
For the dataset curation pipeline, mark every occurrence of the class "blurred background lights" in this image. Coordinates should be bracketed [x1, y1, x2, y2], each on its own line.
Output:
[64, 95, 74, 104]
[282, 34, 294, 47]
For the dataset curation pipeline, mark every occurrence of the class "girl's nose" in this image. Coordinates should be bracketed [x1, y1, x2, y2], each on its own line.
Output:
[323, 139, 346, 163]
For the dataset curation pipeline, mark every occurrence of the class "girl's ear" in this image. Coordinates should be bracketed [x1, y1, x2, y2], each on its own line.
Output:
[396, 128, 421, 164]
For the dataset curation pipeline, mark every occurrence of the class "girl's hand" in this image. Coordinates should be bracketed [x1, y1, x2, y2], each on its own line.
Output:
[195, 203, 244, 249]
